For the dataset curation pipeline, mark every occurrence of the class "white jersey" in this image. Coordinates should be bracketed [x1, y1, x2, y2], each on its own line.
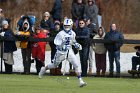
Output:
[54, 30, 76, 54]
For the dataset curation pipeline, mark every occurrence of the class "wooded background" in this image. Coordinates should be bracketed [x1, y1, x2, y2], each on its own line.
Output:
[0, 0, 140, 33]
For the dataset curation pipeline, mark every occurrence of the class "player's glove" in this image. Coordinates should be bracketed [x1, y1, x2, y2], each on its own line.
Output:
[74, 43, 82, 50]
[0, 32, 5, 36]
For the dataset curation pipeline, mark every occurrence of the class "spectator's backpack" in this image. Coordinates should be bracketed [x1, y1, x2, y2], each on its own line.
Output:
[17, 15, 36, 32]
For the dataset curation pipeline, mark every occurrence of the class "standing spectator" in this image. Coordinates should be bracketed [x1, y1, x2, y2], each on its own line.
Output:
[92, 27, 106, 76]
[32, 27, 48, 74]
[17, 20, 32, 75]
[75, 19, 90, 76]
[0, 20, 17, 74]
[49, 21, 62, 75]
[104, 24, 124, 77]
[95, 0, 105, 27]
[40, 12, 53, 31]
[49, 21, 61, 63]
[84, 0, 99, 30]
[128, 46, 140, 74]
[51, 0, 63, 22]
[85, 17, 97, 75]
[71, 0, 85, 27]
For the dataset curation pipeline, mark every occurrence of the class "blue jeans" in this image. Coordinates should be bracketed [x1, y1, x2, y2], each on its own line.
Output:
[108, 51, 120, 74]
[79, 46, 89, 76]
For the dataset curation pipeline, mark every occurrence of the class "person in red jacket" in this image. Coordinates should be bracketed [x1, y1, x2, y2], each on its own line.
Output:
[32, 27, 48, 74]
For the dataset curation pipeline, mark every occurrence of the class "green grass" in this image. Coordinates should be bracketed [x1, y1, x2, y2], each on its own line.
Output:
[0, 74, 140, 93]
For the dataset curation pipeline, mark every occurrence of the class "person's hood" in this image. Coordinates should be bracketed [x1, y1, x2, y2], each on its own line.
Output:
[22, 20, 30, 31]
[97, 27, 106, 37]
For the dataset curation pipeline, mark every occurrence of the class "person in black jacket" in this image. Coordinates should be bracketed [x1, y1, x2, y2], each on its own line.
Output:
[40, 12, 53, 31]
[75, 19, 90, 76]
[104, 23, 124, 77]
[0, 20, 17, 74]
[128, 46, 140, 74]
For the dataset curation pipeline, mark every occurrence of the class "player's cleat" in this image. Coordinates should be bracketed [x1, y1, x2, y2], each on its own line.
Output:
[79, 81, 87, 87]
[38, 67, 46, 79]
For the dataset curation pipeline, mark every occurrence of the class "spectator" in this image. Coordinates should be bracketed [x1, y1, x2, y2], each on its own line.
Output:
[17, 19, 32, 75]
[128, 46, 140, 74]
[85, 17, 97, 75]
[104, 23, 124, 77]
[0, 20, 17, 74]
[32, 27, 48, 74]
[92, 27, 107, 76]
[0, 8, 10, 32]
[0, 8, 11, 57]
[71, 0, 85, 27]
[49, 21, 62, 75]
[40, 12, 53, 31]
[49, 21, 61, 62]
[84, 0, 99, 29]
[95, 0, 105, 27]
[51, 0, 63, 22]
[75, 19, 90, 76]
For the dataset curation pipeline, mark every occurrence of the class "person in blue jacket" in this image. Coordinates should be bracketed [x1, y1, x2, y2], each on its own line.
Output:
[51, 0, 64, 22]
[104, 23, 124, 77]
[0, 20, 17, 74]
[75, 19, 90, 76]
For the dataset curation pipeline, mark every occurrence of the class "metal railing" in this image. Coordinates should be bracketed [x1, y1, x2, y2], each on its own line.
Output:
[0, 35, 140, 73]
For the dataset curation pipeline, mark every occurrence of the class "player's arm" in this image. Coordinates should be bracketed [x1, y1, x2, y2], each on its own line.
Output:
[72, 32, 82, 50]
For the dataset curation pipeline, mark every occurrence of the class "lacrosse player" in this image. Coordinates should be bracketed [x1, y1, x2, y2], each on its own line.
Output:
[39, 18, 87, 87]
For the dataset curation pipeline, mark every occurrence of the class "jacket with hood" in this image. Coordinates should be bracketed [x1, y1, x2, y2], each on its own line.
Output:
[71, 1, 85, 21]
[32, 32, 47, 63]
[84, 0, 98, 24]
[104, 27, 124, 52]
[51, 0, 62, 21]
[18, 20, 32, 49]
[92, 27, 106, 54]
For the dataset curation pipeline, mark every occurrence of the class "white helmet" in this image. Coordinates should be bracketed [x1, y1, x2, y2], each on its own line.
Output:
[63, 18, 73, 32]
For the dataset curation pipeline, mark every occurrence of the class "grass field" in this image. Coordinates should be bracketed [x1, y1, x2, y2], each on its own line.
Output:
[0, 74, 140, 93]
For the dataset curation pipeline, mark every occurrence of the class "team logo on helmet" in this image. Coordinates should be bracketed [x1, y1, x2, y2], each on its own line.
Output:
[63, 19, 73, 32]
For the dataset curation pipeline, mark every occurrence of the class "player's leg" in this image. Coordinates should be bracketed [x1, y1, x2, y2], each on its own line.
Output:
[68, 49, 87, 87]
[39, 52, 65, 78]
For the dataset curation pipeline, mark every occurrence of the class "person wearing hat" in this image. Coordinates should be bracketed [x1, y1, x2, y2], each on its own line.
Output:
[49, 21, 62, 75]
[0, 20, 17, 74]
[40, 12, 53, 31]
[31, 26, 48, 74]
[0, 8, 10, 32]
